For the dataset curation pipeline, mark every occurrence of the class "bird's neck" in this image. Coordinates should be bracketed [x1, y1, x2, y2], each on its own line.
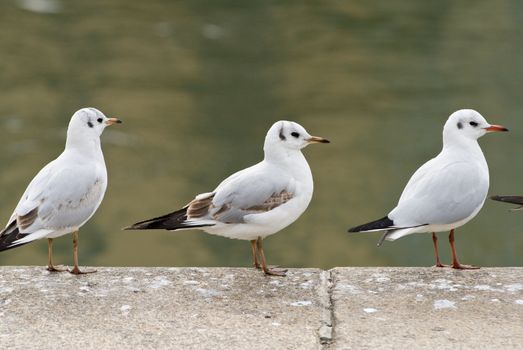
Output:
[264, 146, 312, 180]
[442, 136, 485, 162]
[65, 133, 103, 160]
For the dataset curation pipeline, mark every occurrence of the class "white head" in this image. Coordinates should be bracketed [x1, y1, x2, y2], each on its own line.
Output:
[66, 108, 122, 149]
[443, 109, 507, 145]
[263, 120, 329, 159]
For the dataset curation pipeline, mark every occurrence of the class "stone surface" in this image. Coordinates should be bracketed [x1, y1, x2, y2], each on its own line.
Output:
[0, 267, 325, 350]
[0, 267, 522, 349]
[330, 267, 523, 350]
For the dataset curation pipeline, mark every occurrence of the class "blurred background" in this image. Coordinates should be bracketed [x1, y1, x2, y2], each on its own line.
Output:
[0, 0, 522, 269]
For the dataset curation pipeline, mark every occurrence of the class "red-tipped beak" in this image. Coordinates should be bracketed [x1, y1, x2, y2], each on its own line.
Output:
[485, 124, 509, 133]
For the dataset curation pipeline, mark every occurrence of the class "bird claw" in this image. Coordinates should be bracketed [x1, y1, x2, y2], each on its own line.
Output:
[47, 265, 66, 273]
[451, 263, 480, 270]
[433, 263, 450, 268]
[68, 267, 97, 275]
[263, 267, 288, 277]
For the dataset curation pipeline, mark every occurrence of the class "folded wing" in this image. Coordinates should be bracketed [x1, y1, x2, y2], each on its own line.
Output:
[126, 164, 296, 230]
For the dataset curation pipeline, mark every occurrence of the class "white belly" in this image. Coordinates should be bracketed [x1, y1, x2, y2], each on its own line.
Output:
[386, 200, 484, 241]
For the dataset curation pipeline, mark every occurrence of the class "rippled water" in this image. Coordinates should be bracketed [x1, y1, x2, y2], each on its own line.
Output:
[0, 0, 522, 268]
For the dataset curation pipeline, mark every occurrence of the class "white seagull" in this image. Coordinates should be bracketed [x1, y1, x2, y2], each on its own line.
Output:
[125, 121, 329, 276]
[0, 108, 122, 274]
[349, 109, 508, 269]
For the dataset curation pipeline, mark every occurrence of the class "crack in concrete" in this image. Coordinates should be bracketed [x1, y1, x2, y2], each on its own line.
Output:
[318, 269, 335, 348]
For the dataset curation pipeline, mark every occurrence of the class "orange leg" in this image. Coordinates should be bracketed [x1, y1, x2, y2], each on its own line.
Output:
[449, 229, 479, 270]
[250, 239, 261, 269]
[68, 231, 97, 275]
[46, 238, 65, 272]
[432, 233, 448, 268]
[256, 237, 287, 277]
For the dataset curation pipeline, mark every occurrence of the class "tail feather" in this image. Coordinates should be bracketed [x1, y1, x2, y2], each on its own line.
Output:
[0, 221, 30, 252]
[377, 231, 392, 247]
[124, 207, 214, 231]
[348, 216, 394, 233]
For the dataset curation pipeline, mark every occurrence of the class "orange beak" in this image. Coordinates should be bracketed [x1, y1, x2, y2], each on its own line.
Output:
[485, 124, 508, 133]
[105, 118, 123, 126]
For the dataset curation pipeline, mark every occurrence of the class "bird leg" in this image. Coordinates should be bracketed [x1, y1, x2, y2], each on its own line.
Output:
[448, 229, 479, 270]
[431, 233, 448, 268]
[250, 239, 261, 269]
[68, 231, 97, 275]
[46, 238, 65, 272]
[256, 237, 287, 277]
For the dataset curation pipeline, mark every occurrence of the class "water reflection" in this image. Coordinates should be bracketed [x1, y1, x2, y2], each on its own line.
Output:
[0, 1, 522, 268]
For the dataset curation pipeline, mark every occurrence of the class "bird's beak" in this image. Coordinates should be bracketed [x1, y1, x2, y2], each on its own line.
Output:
[485, 124, 508, 133]
[105, 118, 123, 126]
[307, 136, 330, 144]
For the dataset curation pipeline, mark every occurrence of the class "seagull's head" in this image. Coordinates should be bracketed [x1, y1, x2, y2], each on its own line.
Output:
[67, 108, 122, 140]
[265, 121, 330, 154]
[443, 109, 508, 143]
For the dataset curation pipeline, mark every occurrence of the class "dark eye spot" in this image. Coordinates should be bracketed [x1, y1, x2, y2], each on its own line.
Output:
[279, 126, 286, 141]
[291, 132, 300, 138]
[457, 122, 463, 129]
[469, 121, 478, 127]
[87, 121, 94, 128]
[97, 118, 103, 123]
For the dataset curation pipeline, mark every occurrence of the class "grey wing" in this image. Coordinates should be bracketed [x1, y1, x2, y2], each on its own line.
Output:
[6, 160, 56, 226]
[185, 164, 296, 224]
[391, 161, 488, 226]
[11, 162, 107, 234]
[397, 157, 438, 204]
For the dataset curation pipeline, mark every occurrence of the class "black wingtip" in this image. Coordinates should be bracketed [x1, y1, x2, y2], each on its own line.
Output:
[490, 195, 523, 205]
[0, 222, 30, 252]
[123, 218, 171, 231]
[122, 220, 154, 231]
[123, 209, 186, 231]
[122, 207, 215, 232]
[348, 225, 362, 233]
[348, 216, 394, 233]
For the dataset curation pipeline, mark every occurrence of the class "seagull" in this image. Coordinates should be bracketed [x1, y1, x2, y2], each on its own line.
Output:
[490, 196, 523, 211]
[125, 121, 329, 276]
[348, 109, 508, 269]
[0, 108, 122, 274]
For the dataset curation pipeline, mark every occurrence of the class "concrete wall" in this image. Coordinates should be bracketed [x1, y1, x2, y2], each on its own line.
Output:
[0, 267, 521, 349]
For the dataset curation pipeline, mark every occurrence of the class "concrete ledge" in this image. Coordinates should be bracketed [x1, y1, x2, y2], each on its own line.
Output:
[0, 267, 521, 349]
[330, 267, 523, 349]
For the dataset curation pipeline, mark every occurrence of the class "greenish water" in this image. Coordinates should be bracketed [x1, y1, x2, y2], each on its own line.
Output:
[0, 0, 522, 269]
